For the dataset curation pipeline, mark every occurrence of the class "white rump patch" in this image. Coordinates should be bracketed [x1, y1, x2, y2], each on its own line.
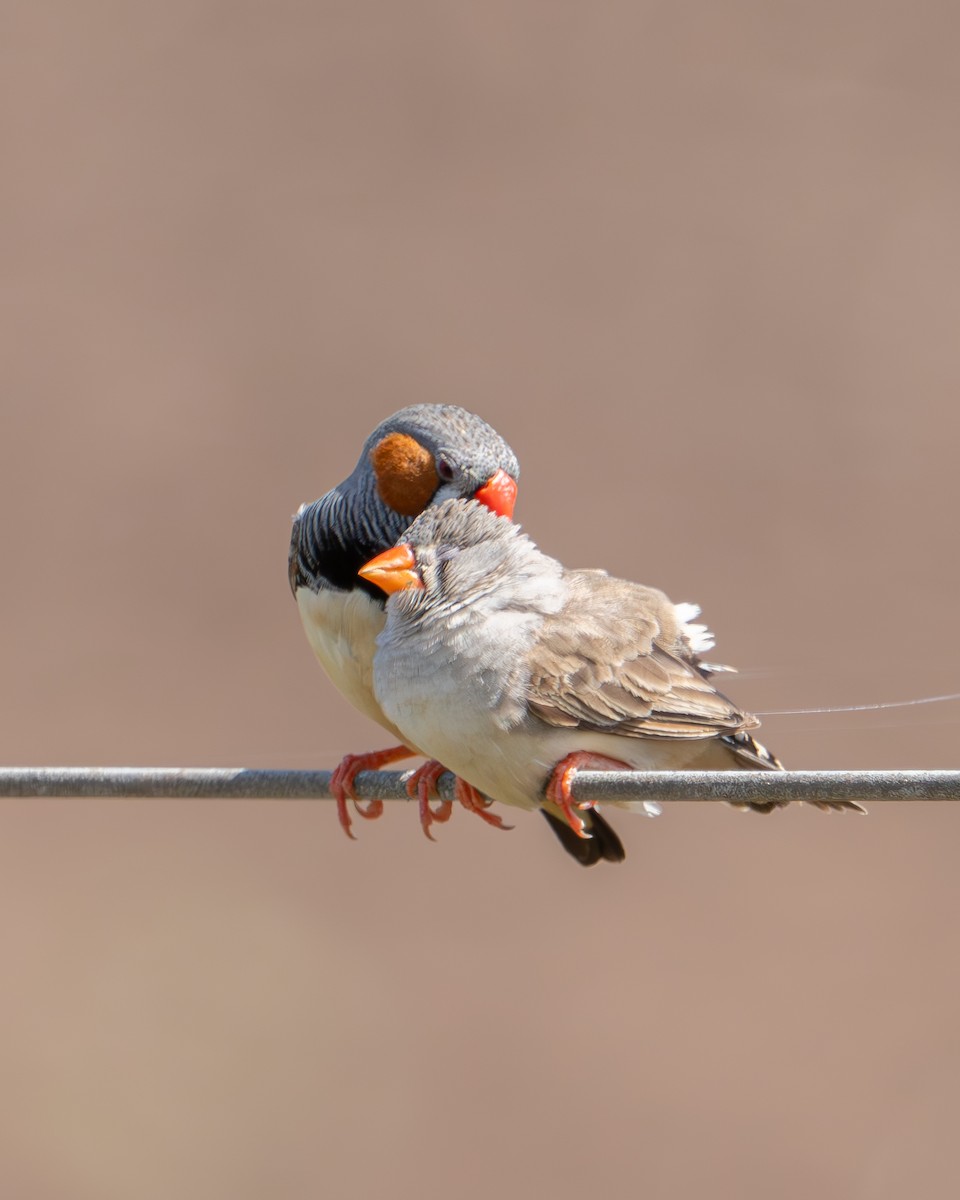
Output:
[674, 601, 716, 655]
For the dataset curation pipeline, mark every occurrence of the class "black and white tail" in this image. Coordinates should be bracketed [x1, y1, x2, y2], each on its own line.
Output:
[721, 731, 866, 814]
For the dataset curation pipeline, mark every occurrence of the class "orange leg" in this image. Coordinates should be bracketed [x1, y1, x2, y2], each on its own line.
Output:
[453, 779, 513, 831]
[405, 761, 454, 841]
[545, 751, 633, 839]
[329, 745, 413, 840]
[406, 762, 513, 840]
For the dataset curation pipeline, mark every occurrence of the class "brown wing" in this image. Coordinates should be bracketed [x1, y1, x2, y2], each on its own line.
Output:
[524, 570, 758, 741]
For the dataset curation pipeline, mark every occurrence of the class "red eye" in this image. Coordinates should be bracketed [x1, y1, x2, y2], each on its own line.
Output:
[436, 457, 455, 482]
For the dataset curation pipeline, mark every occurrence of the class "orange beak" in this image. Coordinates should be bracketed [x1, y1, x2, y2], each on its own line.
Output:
[358, 544, 424, 595]
[473, 469, 518, 519]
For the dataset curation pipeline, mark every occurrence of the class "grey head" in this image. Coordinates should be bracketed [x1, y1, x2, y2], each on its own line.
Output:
[358, 405, 520, 514]
[377, 498, 565, 625]
[289, 405, 519, 598]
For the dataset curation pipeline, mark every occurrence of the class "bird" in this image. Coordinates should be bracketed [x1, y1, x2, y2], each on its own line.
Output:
[288, 405, 521, 837]
[289, 404, 624, 861]
[358, 498, 865, 865]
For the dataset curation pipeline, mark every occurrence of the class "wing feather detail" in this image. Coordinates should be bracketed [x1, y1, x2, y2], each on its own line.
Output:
[524, 571, 758, 741]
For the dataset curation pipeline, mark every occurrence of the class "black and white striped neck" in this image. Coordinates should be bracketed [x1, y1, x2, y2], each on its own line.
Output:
[289, 484, 410, 602]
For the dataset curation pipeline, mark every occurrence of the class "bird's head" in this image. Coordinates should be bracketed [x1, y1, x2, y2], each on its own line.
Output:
[360, 404, 518, 522]
[358, 498, 557, 619]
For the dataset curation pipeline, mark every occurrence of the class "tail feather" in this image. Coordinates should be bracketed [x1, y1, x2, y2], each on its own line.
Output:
[540, 807, 626, 866]
[722, 731, 866, 814]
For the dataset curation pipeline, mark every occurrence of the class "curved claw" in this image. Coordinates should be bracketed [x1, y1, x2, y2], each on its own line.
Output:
[405, 761, 454, 841]
[405, 762, 512, 839]
[545, 751, 632, 839]
[352, 798, 384, 821]
[454, 779, 513, 831]
[329, 745, 413, 840]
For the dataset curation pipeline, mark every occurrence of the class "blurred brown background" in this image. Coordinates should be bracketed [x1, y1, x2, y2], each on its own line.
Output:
[2, 3, 959, 1197]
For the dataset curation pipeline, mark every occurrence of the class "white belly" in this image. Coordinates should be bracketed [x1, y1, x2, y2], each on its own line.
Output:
[295, 586, 413, 745]
[376, 659, 737, 814]
[375, 655, 537, 808]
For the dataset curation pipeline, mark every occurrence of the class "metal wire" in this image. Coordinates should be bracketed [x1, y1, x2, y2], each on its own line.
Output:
[0, 767, 958, 803]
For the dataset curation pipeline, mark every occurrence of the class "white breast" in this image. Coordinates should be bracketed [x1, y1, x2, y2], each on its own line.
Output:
[371, 606, 549, 810]
[295, 586, 412, 744]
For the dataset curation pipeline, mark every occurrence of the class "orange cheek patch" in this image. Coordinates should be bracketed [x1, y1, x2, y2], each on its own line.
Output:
[370, 432, 440, 516]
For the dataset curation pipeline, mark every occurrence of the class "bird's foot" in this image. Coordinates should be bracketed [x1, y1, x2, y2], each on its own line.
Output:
[330, 745, 412, 839]
[452, 778, 513, 831]
[545, 751, 633, 838]
[405, 761, 454, 840]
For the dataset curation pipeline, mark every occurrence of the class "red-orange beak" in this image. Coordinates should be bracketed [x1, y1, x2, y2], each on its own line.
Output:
[473, 468, 518, 519]
[358, 544, 424, 595]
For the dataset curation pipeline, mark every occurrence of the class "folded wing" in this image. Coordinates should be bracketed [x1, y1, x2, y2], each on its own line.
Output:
[524, 571, 758, 741]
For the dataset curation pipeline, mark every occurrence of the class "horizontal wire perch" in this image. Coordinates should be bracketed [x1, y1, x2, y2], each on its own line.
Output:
[0, 768, 959, 804]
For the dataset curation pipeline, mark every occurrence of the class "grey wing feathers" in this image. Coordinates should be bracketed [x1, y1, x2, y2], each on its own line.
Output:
[525, 572, 757, 741]
[524, 571, 866, 814]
